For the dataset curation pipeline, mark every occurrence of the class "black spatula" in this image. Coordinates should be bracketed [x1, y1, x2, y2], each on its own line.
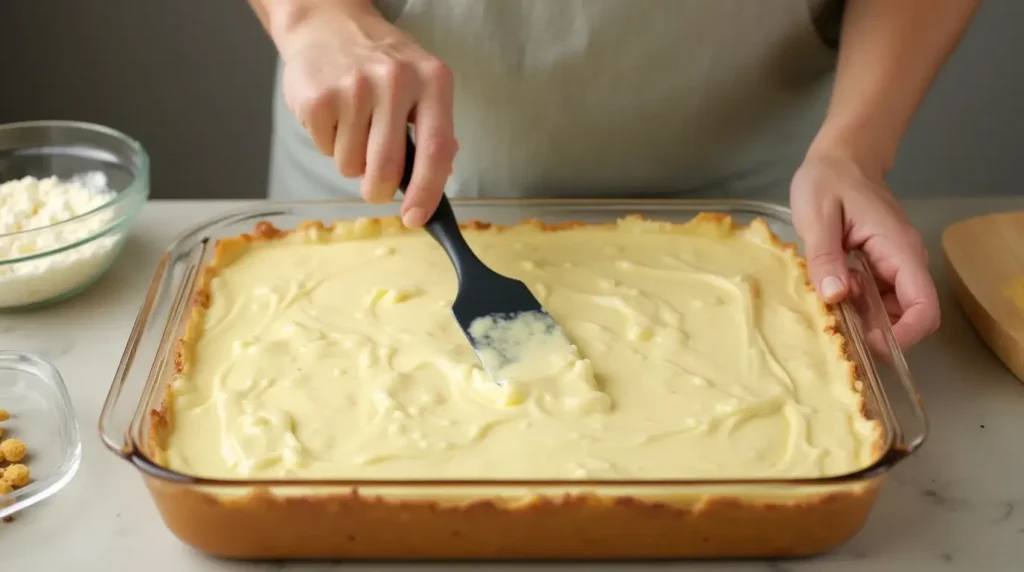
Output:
[396, 131, 568, 383]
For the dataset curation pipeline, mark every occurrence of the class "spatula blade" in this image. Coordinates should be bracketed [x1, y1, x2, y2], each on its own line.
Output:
[450, 269, 568, 382]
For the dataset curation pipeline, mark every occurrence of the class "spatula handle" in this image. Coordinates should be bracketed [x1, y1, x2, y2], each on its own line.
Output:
[398, 131, 482, 282]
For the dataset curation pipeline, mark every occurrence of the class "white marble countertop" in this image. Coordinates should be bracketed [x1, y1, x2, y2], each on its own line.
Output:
[3, 198, 1023, 571]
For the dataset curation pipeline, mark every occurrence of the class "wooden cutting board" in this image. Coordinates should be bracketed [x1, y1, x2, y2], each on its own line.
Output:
[942, 211, 1024, 384]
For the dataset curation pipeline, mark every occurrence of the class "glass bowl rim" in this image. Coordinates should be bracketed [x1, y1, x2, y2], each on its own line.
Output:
[0, 119, 151, 242]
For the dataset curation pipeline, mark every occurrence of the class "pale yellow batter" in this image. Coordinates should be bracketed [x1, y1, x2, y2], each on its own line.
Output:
[162, 215, 882, 480]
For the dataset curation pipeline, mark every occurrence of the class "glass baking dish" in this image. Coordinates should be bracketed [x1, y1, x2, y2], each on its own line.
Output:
[99, 199, 928, 560]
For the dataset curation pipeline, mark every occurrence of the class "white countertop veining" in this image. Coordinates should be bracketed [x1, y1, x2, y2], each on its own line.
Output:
[2, 198, 1023, 571]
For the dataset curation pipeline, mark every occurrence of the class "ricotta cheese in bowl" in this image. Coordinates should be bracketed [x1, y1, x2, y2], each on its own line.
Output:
[0, 174, 121, 309]
[0, 120, 151, 310]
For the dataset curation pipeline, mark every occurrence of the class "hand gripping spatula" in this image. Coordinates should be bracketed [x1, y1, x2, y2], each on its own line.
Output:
[396, 131, 569, 383]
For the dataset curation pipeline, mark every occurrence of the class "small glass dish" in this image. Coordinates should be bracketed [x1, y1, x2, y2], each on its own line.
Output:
[0, 120, 150, 311]
[0, 350, 81, 519]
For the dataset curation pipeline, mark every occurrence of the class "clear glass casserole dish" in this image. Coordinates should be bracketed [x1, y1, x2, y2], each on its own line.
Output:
[99, 199, 928, 560]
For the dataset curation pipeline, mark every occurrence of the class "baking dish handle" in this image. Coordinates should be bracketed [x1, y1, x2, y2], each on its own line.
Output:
[844, 250, 929, 455]
[99, 253, 172, 457]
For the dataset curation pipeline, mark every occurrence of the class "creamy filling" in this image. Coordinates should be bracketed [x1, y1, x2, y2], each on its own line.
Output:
[163, 217, 881, 480]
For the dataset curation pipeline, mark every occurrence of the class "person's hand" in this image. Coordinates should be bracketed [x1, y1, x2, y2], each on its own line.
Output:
[790, 152, 940, 351]
[276, 2, 458, 227]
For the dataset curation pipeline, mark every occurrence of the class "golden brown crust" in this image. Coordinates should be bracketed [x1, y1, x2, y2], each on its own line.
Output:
[144, 473, 884, 559]
[142, 212, 888, 559]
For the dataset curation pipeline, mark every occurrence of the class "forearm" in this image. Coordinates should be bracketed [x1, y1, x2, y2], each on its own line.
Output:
[245, 0, 376, 53]
[809, 0, 980, 177]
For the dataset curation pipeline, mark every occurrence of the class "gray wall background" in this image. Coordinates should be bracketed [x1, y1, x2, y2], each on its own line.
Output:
[0, 0, 1020, 199]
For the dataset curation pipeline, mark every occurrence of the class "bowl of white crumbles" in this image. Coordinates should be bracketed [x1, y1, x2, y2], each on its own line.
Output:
[0, 121, 149, 310]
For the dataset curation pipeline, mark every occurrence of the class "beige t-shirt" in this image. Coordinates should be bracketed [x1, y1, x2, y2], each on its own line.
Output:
[268, 0, 844, 201]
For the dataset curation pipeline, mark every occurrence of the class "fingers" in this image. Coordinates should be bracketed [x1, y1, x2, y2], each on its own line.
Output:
[402, 61, 457, 228]
[333, 74, 373, 178]
[281, 33, 456, 211]
[867, 222, 937, 349]
[284, 69, 340, 157]
[791, 154, 938, 350]
[879, 291, 903, 321]
[864, 330, 895, 361]
[890, 258, 941, 350]
[305, 95, 339, 157]
[796, 195, 851, 304]
[847, 268, 865, 301]
[891, 301, 940, 350]
[362, 63, 415, 203]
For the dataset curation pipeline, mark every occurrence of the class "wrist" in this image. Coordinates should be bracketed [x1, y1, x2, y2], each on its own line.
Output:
[264, 0, 375, 55]
[806, 116, 898, 182]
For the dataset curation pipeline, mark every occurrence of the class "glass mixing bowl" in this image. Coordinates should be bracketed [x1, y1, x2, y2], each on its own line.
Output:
[0, 120, 149, 310]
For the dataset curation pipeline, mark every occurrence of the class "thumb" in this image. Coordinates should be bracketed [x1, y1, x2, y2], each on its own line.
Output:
[798, 200, 851, 304]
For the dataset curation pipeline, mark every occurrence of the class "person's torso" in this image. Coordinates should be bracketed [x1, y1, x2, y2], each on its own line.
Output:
[270, 0, 844, 201]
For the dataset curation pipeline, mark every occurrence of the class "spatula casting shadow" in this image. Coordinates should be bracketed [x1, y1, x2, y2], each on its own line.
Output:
[396, 131, 566, 382]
